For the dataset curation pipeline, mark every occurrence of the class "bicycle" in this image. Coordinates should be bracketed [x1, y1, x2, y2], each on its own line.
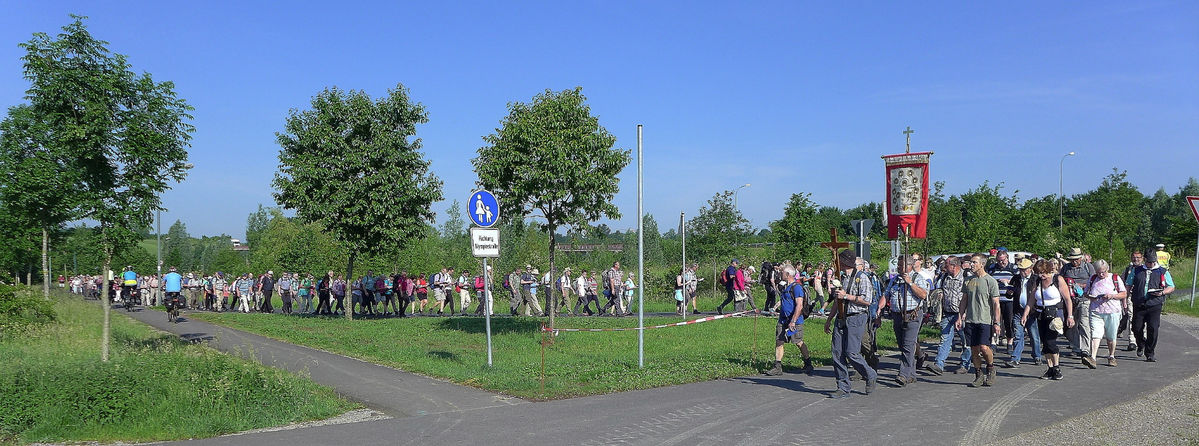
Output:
[165, 292, 183, 323]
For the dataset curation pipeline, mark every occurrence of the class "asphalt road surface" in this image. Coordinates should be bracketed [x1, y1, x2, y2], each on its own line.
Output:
[122, 306, 1198, 445]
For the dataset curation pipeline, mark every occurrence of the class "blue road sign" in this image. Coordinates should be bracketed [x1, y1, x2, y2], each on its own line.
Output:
[468, 190, 500, 227]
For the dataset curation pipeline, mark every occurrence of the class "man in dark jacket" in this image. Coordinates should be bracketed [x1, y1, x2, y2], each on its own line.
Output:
[1128, 251, 1174, 362]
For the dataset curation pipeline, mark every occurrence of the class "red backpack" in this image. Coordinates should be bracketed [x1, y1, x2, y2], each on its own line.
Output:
[474, 275, 485, 290]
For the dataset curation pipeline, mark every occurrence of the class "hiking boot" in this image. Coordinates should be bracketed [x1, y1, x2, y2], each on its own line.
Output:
[765, 361, 783, 376]
[1051, 366, 1064, 380]
[925, 364, 944, 376]
[894, 375, 907, 387]
[865, 378, 877, 395]
[982, 366, 996, 387]
[1039, 367, 1054, 380]
[801, 359, 814, 376]
[970, 370, 985, 388]
[1107, 356, 1117, 367]
[1082, 356, 1096, 369]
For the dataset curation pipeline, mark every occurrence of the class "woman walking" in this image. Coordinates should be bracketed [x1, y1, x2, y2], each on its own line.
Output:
[1022, 259, 1075, 380]
[1085, 259, 1127, 367]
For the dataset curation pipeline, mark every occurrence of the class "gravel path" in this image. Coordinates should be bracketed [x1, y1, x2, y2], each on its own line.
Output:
[996, 313, 1199, 445]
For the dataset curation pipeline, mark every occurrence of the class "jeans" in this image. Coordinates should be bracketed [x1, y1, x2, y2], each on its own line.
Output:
[935, 313, 971, 368]
[1011, 312, 1042, 363]
[1067, 300, 1092, 354]
[832, 312, 877, 392]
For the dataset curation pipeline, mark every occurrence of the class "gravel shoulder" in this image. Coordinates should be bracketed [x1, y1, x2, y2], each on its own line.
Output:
[996, 313, 1199, 446]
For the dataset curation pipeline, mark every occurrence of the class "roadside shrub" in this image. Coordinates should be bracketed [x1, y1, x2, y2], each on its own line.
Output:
[0, 285, 56, 337]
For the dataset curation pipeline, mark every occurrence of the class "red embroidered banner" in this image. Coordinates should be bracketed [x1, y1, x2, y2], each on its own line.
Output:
[882, 152, 932, 239]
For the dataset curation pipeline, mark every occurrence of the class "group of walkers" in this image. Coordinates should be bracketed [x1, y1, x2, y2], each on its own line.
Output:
[759, 244, 1176, 399]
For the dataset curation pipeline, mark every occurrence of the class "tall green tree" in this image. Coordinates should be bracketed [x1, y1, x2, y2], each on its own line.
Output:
[770, 193, 824, 262]
[472, 87, 630, 330]
[688, 190, 752, 263]
[0, 104, 80, 298]
[273, 84, 443, 320]
[19, 16, 194, 360]
[1072, 169, 1142, 261]
[164, 220, 191, 271]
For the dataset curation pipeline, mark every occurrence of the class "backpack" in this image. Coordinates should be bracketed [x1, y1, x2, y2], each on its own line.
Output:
[719, 268, 730, 285]
[474, 275, 485, 290]
[502, 275, 511, 291]
[601, 269, 612, 290]
[786, 282, 813, 318]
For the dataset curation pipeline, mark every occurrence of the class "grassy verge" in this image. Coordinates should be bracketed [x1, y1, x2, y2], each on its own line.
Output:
[191, 307, 938, 400]
[0, 288, 357, 444]
[1165, 295, 1199, 318]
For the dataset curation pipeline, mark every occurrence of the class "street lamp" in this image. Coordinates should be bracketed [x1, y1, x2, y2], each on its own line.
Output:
[1059, 151, 1075, 233]
[733, 183, 751, 212]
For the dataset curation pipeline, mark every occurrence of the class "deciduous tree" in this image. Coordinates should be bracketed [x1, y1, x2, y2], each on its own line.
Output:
[273, 84, 443, 320]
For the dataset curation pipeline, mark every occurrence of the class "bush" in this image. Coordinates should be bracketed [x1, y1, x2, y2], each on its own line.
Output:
[0, 285, 56, 337]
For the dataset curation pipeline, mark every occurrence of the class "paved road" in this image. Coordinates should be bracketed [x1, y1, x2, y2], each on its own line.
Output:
[122, 306, 1198, 445]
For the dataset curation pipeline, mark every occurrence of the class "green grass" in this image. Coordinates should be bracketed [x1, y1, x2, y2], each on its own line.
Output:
[190, 300, 938, 400]
[0, 288, 357, 444]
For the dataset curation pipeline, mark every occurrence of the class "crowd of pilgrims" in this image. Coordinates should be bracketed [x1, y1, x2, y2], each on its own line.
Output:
[62, 243, 1177, 397]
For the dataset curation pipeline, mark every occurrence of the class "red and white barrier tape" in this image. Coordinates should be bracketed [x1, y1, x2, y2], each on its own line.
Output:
[541, 309, 760, 334]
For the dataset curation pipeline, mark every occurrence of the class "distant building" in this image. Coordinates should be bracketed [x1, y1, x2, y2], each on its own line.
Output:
[230, 238, 250, 252]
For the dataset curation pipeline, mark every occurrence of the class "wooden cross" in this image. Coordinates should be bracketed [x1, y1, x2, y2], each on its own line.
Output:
[903, 126, 914, 154]
[820, 228, 852, 318]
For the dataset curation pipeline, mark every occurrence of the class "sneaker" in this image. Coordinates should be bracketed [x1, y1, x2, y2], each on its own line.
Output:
[829, 390, 851, 399]
[970, 370, 985, 387]
[865, 378, 877, 395]
[983, 366, 996, 387]
[1082, 356, 1097, 369]
[1107, 356, 1117, 367]
[1039, 367, 1054, 380]
[1136, 346, 1144, 357]
[1146, 356, 1156, 362]
[1051, 366, 1064, 380]
[894, 375, 908, 387]
[925, 364, 944, 376]
[1127, 343, 1137, 352]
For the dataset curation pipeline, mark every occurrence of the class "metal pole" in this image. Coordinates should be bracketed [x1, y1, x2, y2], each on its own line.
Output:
[156, 208, 162, 304]
[681, 211, 686, 319]
[637, 124, 645, 368]
[484, 257, 493, 365]
[1059, 156, 1064, 233]
[1191, 231, 1198, 307]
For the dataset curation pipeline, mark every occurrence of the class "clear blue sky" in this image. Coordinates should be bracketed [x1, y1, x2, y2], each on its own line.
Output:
[2, 1, 1196, 240]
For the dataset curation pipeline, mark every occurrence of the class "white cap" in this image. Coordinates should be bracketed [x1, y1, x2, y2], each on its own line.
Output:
[1156, 244, 1165, 248]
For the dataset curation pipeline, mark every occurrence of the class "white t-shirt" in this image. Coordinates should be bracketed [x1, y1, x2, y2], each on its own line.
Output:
[1035, 280, 1062, 307]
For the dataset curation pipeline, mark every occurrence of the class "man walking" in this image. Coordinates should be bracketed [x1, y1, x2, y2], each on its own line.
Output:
[956, 253, 1001, 387]
[508, 268, 524, 316]
[716, 259, 742, 315]
[765, 265, 814, 376]
[520, 266, 543, 316]
[258, 271, 275, 313]
[1128, 251, 1174, 362]
[889, 255, 928, 387]
[236, 273, 253, 313]
[823, 250, 877, 399]
[602, 261, 625, 316]
[987, 250, 1019, 350]
[1060, 248, 1096, 364]
[1120, 251, 1144, 352]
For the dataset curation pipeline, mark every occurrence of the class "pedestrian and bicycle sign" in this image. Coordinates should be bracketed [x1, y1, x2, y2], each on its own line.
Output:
[469, 190, 499, 228]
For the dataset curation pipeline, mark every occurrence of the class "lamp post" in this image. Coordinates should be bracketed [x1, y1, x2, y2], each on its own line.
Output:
[1059, 152, 1075, 233]
[733, 183, 751, 212]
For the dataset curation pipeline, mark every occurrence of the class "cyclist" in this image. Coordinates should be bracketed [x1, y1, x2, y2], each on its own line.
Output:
[163, 266, 184, 321]
[121, 266, 138, 304]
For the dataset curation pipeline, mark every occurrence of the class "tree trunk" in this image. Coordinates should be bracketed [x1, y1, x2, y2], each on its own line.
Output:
[101, 255, 111, 362]
[345, 252, 356, 321]
[548, 226, 556, 338]
[27, 271, 31, 287]
[42, 227, 50, 300]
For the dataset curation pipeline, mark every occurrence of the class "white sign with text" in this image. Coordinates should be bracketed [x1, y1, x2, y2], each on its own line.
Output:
[471, 227, 500, 258]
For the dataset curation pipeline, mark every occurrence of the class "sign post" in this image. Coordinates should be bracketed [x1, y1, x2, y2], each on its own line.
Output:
[469, 190, 501, 365]
[1187, 196, 1199, 307]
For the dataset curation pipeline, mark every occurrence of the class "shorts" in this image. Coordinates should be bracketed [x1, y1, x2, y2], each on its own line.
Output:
[418, 292, 428, 301]
[962, 322, 993, 347]
[776, 322, 804, 344]
[1089, 311, 1120, 341]
[433, 288, 447, 302]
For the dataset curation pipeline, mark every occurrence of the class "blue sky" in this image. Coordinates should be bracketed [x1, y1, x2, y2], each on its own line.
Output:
[2, 1, 1196, 239]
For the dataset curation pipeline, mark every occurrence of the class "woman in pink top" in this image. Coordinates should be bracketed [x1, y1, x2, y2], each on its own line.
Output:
[1085, 259, 1127, 367]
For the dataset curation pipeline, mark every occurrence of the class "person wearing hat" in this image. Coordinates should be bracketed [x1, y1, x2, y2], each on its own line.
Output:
[716, 259, 744, 315]
[823, 250, 878, 399]
[1005, 257, 1042, 368]
[1060, 247, 1096, 363]
[1128, 251, 1174, 362]
[1154, 243, 1171, 270]
[183, 272, 200, 310]
[278, 272, 293, 315]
